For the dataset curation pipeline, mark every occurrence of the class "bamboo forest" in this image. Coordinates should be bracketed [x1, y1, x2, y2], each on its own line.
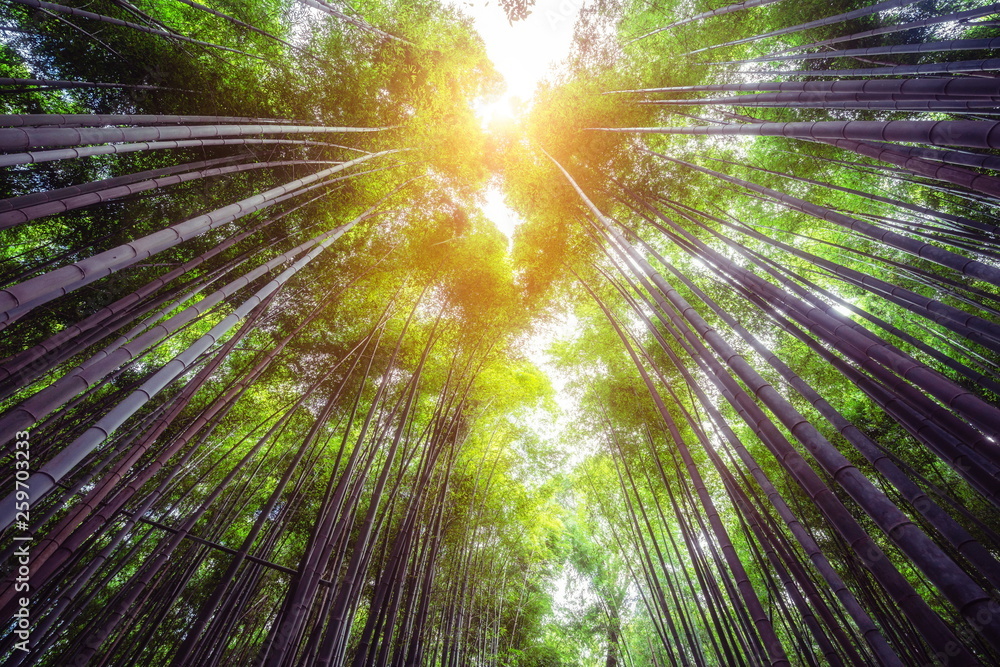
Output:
[3, 0, 1000, 664]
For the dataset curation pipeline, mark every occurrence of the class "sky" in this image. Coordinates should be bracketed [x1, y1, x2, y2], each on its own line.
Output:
[449, 0, 583, 103]
[443, 0, 587, 243]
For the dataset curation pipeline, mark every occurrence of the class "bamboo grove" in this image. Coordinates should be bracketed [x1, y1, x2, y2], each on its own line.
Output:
[0, 0, 999, 665]
[0, 0, 563, 664]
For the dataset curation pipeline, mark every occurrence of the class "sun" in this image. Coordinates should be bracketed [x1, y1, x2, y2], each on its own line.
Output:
[472, 92, 525, 128]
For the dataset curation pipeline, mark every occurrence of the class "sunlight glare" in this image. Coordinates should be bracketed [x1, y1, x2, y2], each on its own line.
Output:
[472, 93, 523, 128]
[448, 0, 584, 247]
[833, 303, 854, 317]
[446, 0, 582, 104]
